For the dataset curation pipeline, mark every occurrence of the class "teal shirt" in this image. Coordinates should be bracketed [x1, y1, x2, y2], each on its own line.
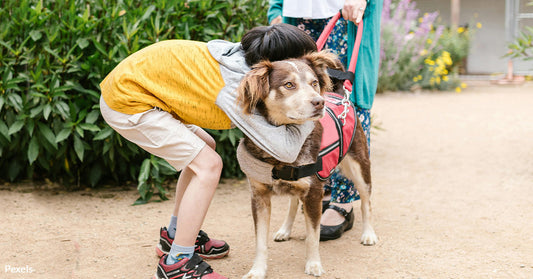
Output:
[268, 0, 382, 110]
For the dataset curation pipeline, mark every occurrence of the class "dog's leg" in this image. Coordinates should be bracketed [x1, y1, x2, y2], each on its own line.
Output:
[273, 196, 299, 241]
[339, 158, 378, 245]
[302, 184, 325, 276]
[243, 181, 272, 279]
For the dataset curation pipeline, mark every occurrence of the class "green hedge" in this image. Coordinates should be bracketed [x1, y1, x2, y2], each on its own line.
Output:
[0, 0, 267, 202]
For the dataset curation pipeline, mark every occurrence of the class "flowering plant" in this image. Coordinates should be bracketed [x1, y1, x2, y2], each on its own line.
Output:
[378, 0, 478, 93]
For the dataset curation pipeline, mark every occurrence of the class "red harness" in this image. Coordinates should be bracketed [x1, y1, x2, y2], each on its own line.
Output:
[316, 93, 357, 180]
[269, 12, 363, 181]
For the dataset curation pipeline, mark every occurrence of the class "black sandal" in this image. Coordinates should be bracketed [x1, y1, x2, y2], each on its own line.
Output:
[320, 204, 354, 241]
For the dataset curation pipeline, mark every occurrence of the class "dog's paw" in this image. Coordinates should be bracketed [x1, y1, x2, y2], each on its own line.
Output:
[305, 261, 325, 277]
[361, 229, 378, 246]
[273, 228, 291, 242]
[242, 269, 266, 279]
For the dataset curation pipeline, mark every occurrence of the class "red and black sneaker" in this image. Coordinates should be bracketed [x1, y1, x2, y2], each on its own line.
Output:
[153, 254, 227, 279]
[156, 227, 230, 260]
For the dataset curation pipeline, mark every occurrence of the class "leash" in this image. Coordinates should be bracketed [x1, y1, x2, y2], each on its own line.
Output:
[316, 11, 364, 126]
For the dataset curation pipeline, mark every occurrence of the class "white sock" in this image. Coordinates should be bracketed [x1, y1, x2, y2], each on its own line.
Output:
[166, 243, 195, 265]
[168, 215, 177, 239]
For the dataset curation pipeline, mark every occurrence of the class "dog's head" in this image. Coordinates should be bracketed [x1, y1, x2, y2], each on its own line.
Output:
[237, 51, 338, 126]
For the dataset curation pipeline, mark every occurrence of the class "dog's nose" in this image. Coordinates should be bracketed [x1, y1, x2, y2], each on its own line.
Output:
[311, 97, 324, 110]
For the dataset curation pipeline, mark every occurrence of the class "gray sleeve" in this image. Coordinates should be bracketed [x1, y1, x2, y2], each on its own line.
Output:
[216, 90, 314, 163]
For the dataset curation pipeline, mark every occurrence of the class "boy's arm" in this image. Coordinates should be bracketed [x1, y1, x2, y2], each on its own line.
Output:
[216, 91, 314, 163]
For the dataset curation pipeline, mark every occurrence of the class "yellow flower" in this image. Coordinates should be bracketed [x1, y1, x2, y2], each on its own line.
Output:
[461, 82, 467, 88]
[436, 77, 441, 84]
[427, 38, 433, 45]
[442, 51, 453, 66]
[425, 58, 435, 65]
[419, 17, 423, 23]
[457, 27, 465, 33]
[419, 49, 428, 56]
[476, 22, 482, 29]
[443, 76, 449, 81]
[455, 87, 461, 93]
[413, 76, 419, 82]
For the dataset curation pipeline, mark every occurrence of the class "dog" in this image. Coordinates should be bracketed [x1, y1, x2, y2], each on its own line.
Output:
[236, 51, 377, 279]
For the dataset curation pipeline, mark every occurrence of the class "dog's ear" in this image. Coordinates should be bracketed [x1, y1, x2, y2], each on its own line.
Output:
[237, 60, 272, 114]
[302, 50, 339, 93]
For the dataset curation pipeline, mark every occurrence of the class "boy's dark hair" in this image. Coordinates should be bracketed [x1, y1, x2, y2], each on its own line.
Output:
[241, 23, 318, 66]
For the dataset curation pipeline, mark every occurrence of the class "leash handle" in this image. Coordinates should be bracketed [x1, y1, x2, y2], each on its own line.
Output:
[315, 12, 364, 89]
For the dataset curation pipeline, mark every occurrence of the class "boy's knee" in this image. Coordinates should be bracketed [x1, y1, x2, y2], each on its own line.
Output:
[192, 147, 223, 178]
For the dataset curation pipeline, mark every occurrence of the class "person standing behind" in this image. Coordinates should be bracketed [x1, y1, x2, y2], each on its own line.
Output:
[268, 0, 383, 241]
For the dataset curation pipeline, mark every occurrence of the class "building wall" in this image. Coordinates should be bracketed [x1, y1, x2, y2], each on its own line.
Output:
[414, 0, 531, 75]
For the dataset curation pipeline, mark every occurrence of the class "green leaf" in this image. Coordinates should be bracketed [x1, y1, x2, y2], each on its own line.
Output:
[43, 103, 52, 120]
[138, 158, 151, 184]
[7, 94, 23, 111]
[30, 105, 44, 118]
[85, 110, 100, 124]
[0, 121, 11, 142]
[28, 137, 39, 165]
[132, 196, 148, 205]
[8, 120, 25, 135]
[93, 126, 114, 140]
[79, 123, 101, 132]
[77, 38, 89, 49]
[74, 135, 85, 161]
[29, 30, 42, 41]
[141, 5, 156, 21]
[37, 122, 58, 149]
[55, 128, 71, 143]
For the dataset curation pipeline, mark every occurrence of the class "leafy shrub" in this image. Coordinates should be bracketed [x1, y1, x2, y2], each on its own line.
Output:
[378, 0, 478, 92]
[0, 0, 265, 202]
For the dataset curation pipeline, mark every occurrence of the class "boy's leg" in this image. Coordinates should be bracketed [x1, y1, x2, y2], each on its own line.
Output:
[173, 145, 222, 246]
[171, 128, 216, 219]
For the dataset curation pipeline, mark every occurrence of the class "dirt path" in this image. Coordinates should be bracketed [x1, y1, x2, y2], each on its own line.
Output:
[1, 84, 533, 279]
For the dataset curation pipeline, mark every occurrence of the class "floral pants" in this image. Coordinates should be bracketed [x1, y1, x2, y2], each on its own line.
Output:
[294, 17, 370, 203]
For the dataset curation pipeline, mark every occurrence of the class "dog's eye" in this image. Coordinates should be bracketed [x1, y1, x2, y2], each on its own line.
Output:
[284, 82, 295, 89]
[311, 80, 319, 87]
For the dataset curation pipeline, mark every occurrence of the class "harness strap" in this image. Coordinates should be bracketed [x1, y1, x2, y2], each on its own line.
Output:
[272, 160, 323, 181]
[326, 68, 354, 83]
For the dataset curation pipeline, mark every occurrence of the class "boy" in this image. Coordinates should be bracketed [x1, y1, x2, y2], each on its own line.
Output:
[100, 24, 318, 278]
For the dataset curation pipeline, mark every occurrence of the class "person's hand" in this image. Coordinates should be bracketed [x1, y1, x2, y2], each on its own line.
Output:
[270, 15, 282, 25]
[341, 0, 367, 24]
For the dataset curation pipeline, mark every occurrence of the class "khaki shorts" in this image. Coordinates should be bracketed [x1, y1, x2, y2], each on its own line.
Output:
[99, 96, 206, 171]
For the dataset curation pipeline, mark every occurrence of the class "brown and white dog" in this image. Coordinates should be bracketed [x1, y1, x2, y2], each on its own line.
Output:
[237, 51, 377, 279]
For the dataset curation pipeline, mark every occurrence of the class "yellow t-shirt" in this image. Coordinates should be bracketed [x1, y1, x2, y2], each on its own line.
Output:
[100, 40, 232, 130]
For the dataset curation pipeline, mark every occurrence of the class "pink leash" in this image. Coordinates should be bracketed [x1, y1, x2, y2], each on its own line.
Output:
[316, 12, 364, 89]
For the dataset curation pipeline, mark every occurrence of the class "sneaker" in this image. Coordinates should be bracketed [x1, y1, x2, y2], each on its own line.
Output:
[156, 227, 230, 259]
[153, 254, 227, 279]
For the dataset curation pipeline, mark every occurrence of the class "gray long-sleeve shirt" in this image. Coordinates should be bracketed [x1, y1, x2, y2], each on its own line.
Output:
[208, 40, 314, 163]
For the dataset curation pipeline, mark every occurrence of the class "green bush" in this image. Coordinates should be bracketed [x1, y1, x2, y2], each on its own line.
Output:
[0, 0, 265, 202]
